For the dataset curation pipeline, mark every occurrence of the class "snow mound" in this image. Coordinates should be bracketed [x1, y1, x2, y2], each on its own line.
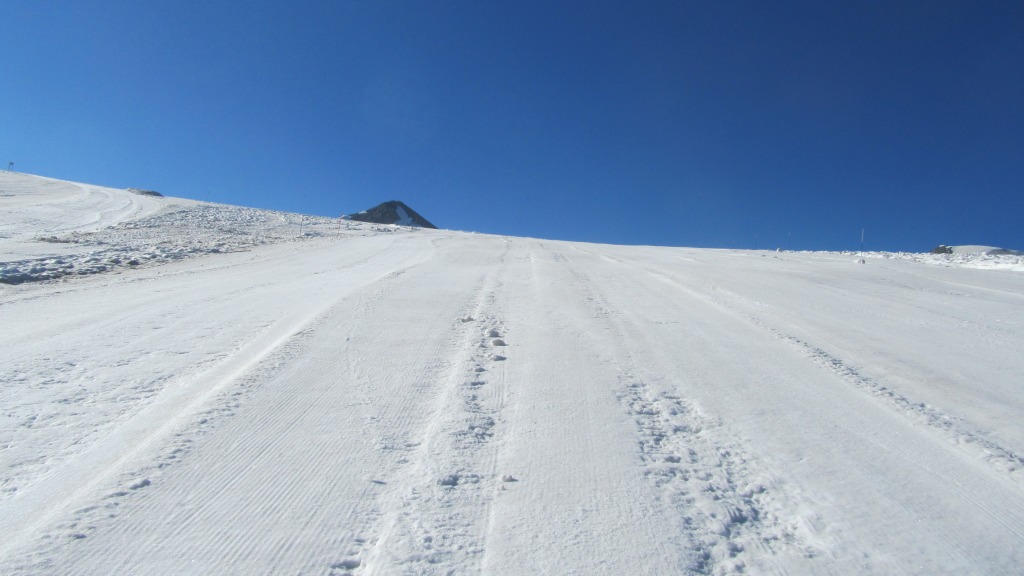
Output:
[0, 173, 423, 284]
[865, 249, 1024, 272]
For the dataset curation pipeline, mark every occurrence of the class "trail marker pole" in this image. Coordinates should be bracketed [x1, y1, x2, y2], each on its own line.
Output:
[7, 162, 12, 172]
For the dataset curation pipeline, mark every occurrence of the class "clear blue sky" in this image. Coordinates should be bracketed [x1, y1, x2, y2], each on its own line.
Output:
[3, 1, 1022, 251]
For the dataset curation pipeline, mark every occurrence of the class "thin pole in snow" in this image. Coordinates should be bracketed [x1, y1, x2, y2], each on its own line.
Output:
[7, 162, 12, 172]
[861, 228, 865, 254]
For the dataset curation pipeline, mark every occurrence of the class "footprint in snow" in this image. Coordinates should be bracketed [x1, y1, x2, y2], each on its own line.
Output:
[330, 558, 361, 572]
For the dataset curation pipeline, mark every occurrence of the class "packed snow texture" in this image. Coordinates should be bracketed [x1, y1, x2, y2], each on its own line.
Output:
[2, 172, 1023, 575]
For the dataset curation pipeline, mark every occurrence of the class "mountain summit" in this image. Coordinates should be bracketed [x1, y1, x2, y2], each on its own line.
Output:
[344, 201, 436, 229]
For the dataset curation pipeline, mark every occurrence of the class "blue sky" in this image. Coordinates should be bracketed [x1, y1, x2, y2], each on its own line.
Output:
[3, 1, 1022, 251]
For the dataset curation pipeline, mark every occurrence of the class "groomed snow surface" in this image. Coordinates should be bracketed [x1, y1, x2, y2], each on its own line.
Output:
[2, 172, 1023, 575]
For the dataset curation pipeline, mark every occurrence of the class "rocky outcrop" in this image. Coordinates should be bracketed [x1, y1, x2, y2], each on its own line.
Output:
[344, 201, 436, 228]
[126, 188, 163, 197]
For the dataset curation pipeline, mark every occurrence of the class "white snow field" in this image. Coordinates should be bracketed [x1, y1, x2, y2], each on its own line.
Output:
[2, 172, 1023, 575]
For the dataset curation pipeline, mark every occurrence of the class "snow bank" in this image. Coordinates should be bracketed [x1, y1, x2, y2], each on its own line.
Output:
[867, 250, 1024, 272]
[0, 173, 420, 284]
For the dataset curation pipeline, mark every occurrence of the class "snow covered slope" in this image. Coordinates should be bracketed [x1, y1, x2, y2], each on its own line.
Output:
[2, 173, 1023, 575]
[0, 172, 406, 284]
[0, 172, 164, 258]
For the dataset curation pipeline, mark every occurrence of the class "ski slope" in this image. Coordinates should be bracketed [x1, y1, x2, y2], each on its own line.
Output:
[1, 172, 1023, 575]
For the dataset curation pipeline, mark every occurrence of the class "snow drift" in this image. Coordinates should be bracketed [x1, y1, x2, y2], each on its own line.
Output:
[2, 172, 1023, 575]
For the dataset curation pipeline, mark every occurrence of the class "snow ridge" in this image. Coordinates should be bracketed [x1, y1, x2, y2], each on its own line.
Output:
[857, 250, 1024, 272]
[0, 204, 374, 284]
[771, 329, 1024, 482]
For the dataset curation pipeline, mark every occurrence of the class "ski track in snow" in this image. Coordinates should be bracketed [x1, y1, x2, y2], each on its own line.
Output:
[618, 254, 1024, 485]
[555, 246, 813, 574]
[564, 245, 1024, 572]
[3, 173, 1024, 575]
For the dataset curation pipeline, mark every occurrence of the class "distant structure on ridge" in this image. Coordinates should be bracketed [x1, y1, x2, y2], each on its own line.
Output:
[344, 201, 437, 229]
[930, 244, 1023, 256]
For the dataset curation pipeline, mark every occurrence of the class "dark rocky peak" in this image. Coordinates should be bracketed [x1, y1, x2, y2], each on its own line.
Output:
[344, 200, 436, 229]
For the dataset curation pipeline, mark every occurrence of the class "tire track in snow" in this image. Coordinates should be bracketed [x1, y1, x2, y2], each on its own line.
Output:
[0, 277, 301, 500]
[478, 242, 700, 573]
[66, 186, 131, 232]
[4, 235, 509, 576]
[0, 306, 327, 563]
[0, 174, 162, 240]
[0, 235, 422, 499]
[358, 238, 513, 575]
[0, 236, 439, 570]
[561, 246, 807, 575]
[131, 258, 449, 576]
[631, 260, 1024, 486]
[570, 246, 1024, 572]
[768, 330, 1024, 482]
